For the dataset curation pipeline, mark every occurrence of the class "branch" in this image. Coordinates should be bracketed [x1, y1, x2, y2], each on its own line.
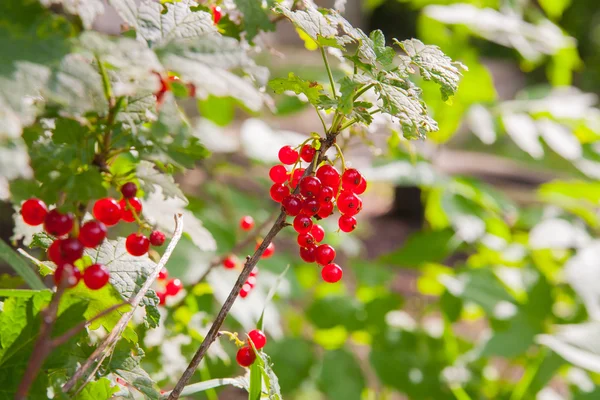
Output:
[167, 133, 339, 399]
[62, 213, 184, 393]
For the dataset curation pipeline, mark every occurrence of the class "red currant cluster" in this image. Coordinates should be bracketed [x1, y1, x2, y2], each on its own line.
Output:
[20, 182, 166, 291]
[155, 268, 183, 305]
[211, 4, 222, 24]
[269, 144, 367, 283]
[235, 329, 267, 367]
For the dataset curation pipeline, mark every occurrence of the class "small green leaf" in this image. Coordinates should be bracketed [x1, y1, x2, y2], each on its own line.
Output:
[233, 0, 275, 42]
[269, 73, 325, 105]
[197, 95, 236, 127]
[109, 341, 160, 399]
[74, 378, 119, 400]
[0, 240, 45, 289]
[249, 361, 262, 400]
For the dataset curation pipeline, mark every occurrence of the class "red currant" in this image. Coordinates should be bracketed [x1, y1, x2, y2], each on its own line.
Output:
[21, 198, 48, 226]
[48, 240, 66, 265]
[236, 346, 256, 367]
[293, 214, 313, 234]
[240, 216, 254, 231]
[54, 263, 81, 288]
[300, 244, 317, 263]
[270, 183, 290, 203]
[300, 144, 316, 162]
[240, 283, 252, 298]
[150, 230, 166, 246]
[278, 145, 299, 165]
[311, 224, 325, 242]
[318, 186, 334, 204]
[315, 244, 336, 265]
[342, 168, 364, 192]
[289, 168, 305, 189]
[246, 276, 257, 288]
[157, 291, 167, 305]
[158, 267, 168, 280]
[301, 197, 320, 216]
[121, 182, 137, 198]
[261, 242, 275, 258]
[317, 201, 334, 219]
[297, 233, 315, 247]
[355, 177, 367, 195]
[322, 263, 343, 283]
[337, 191, 361, 216]
[126, 233, 150, 256]
[44, 210, 74, 236]
[223, 255, 237, 269]
[248, 329, 267, 349]
[93, 198, 122, 226]
[211, 5, 222, 24]
[269, 165, 288, 184]
[83, 264, 110, 290]
[60, 238, 84, 263]
[316, 165, 340, 188]
[79, 221, 107, 248]
[282, 195, 303, 216]
[299, 176, 321, 197]
[165, 278, 183, 296]
[339, 215, 357, 232]
[120, 197, 142, 223]
[250, 267, 258, 277]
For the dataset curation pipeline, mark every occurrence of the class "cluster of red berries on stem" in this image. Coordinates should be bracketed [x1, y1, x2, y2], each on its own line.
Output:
[269, 143, 367, 283]
[235, 329, 267, 367]
[155, 268, 183, 305]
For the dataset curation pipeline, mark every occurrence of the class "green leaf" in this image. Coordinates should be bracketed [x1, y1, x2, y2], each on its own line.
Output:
[0, 240, 45, 289]
[268, 73, 325, 105]
[275, 4, 339, 47]
[136, 160, 188, 204]
[74, 378, 119, 400]
[249, 361, 262, 400]
[454, 269, 516, 315]
[338, 77, 360, 114]
[0, 288, 49, 298]
[197, 95, 236, 127]
[256, 351, 282, 399]
[379, 229, 455, 267]
[539, 0, 572, 19]
[161, 378, 247, 398]
[233, 0, 276, 42]
[369, 30, 395, 67]
[307, 296, 365, 331]
[109, 341, 160, 399]
[317, 349, 365, 400]
[396, 38, 467, 101]
[269, 338, 315, 393]
[40, 0, 105, 30]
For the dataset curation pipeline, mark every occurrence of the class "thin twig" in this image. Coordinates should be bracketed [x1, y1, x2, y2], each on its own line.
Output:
[167, 133, 339, 399]
[62, 214, 184, 393]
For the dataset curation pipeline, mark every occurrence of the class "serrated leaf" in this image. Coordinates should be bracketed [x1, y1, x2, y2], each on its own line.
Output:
[74, 378, 119, 400]
[396, 38, 467, 101]
[40, 0, 105, 30]
[256, 351, 282, 400]
[268, 73, 324, 105]
[109, 341, 160, 399]
[234, 0, 275, 41]
[275, 4, 342, 48]
[338, 77, 360, 114]
[85, 238, 160, 328]
[137, 160, 187, 203]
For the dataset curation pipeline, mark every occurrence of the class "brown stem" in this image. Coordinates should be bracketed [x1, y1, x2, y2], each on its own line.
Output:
[62, 214, 184, 393]
[15, 285, 66, 400]
[167, 133, 338, 399]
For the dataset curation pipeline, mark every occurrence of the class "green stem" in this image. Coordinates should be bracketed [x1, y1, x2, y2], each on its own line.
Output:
[338, 108, 382, 132]
[353, 83, 375, 101]
[96, 55, 113, 105]
[450, 385, 472, 400]
[314, 105, 327, 134]
[333, 143, 347, 171]
[320, 46, 337, 99]
[509, 349, 547, 400]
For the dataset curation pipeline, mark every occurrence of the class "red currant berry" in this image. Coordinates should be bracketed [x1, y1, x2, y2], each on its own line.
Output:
[301, 197, 320, 216]
[270, 183, 290, 203]
[121, 182, 138, 198]
[300, 244, 317, 263]
[158, 267, 168, 280]
[311, 224, 325, 242]
[269, 165, 288, 184]
[93, 198, 122, 226]
[315, 244, 336, 265]
[282, 195, 303, 216]
[157, 291, 167, 305]
[299, 176, 321, 197]
[60, 238, 84, 264]
[289, 168, 305, 189]
[126, 233, 150, 256]
[236, 346, 256, 367]
[54, 263, 81, 288]
[278, 145, 299, 165]
[261, 242, 275, 258]
[317, 201, 334, 219]
[293, 214, 313, 234]
[240, 216, 254, 231]
[246, 276, 257, 288]
[342, 168, 364, 192]
[21, 198, 48, 226]
[322, 263, 343, 283]
[120, 197, 142, 223]
[240, 283, 252, 298]
[223, 255, 237, 269]
[211, 5, 222, 24]
[297, 233, 315, 247]
[48, 240, 66, 265]
[250, 267, 258, 277]
[318, 186, 334, 204]
[165, 278, 183, 296]
[150, 230, 166, 246]
[248, 329, 267, 349]
[83, 264, 110, 290]
[300, 144, 316, 162]
[337, 191, 361, 216]
[79, 221, 107, 248]
[316, 165, 340, 188]
[355, 177, 367, 195]
[339, 215, 357, 232]
[44, 210, 74, 236]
